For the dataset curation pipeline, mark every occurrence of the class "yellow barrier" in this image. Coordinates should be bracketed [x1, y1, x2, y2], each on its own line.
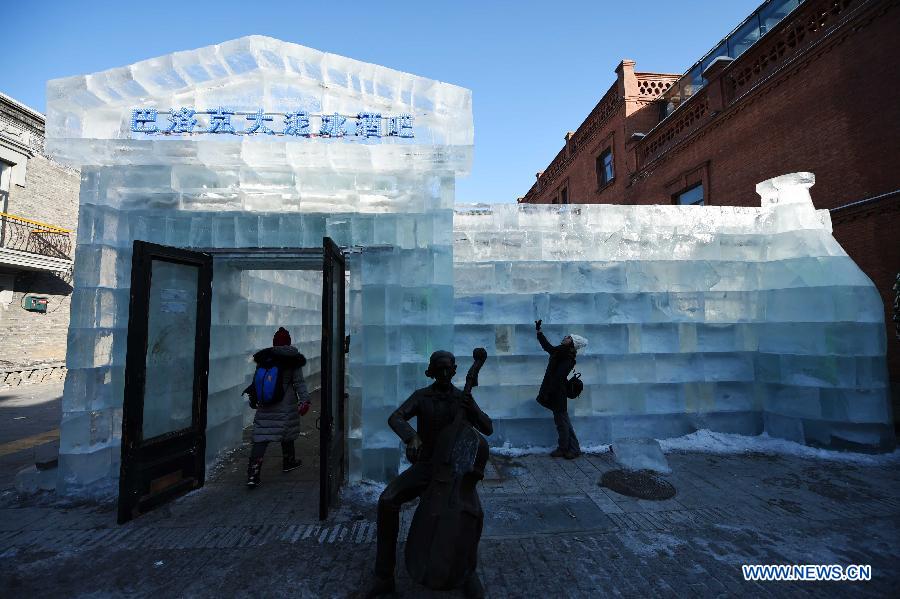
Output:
[0, 211, 72, 259]
[0, 211, 72, 234]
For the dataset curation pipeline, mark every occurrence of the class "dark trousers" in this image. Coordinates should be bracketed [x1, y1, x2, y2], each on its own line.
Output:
[375, 462, 433, 579]
[553, 410, 581, 453]
[250, 440, 295, 460]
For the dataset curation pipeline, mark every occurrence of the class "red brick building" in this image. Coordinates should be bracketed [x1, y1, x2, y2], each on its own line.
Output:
[521, 0, 900, 426]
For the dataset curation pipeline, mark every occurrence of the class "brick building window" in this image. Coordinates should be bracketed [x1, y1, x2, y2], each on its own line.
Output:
[596, 148, 614, 188]
[674, 183, 704, 205]
[560, 187, 568, 205]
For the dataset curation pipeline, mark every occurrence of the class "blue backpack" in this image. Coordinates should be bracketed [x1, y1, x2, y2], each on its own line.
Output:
[253, 364, 285, 406]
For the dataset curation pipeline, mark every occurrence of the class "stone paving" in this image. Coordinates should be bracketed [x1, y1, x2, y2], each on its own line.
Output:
[1, 426, 899, 598]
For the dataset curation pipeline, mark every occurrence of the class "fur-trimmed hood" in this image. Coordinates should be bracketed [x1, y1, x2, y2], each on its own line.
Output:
[253, 345, 307, 368]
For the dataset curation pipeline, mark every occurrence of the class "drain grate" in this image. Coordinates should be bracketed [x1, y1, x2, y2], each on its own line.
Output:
[600, 469, 676, 500]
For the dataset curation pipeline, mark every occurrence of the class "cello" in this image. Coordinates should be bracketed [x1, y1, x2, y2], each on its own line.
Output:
[404, 347, 490, 590]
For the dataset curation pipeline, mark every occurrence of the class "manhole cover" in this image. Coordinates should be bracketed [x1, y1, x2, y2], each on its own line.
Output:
[600, 469, 676, 500]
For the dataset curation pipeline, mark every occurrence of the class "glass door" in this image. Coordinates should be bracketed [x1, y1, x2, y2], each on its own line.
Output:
[118, 241, 212, 524]
[319, 237, 346, 520]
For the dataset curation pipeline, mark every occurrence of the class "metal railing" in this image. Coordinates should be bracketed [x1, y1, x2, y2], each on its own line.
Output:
[657, 0, 806, 119]
[0, 212, 72, 260]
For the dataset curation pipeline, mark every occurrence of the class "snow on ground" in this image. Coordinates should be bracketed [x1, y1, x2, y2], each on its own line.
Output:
[658, 429, 900, 464]
[340, 479, 386, 505]
[486, 430, 900, 464]
[490, 442, 611, 457]
[341, 430, 899, 498]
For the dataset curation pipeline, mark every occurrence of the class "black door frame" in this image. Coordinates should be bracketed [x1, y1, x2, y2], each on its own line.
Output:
[118, 242, 348, 523]
[118, 241, 213, 524]
[320, 237, 346, 520]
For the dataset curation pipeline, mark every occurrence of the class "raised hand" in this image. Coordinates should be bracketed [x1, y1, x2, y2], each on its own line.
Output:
[535, 319, 542, 331]
[406, 435, 423, 463]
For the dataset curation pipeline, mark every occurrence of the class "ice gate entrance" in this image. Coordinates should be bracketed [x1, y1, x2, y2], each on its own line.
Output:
[47, 36, 471, 503]
[46, 36, 893, 505]
[116, 241, 345, 523]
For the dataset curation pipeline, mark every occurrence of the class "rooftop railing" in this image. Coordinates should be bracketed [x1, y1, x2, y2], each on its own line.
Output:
[637, 0, 864, 168]
[658, 0, 804, 120]
[0, 212, 73, 260]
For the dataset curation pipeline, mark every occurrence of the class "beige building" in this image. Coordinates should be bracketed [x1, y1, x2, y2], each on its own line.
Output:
[0, 92, 79, 385]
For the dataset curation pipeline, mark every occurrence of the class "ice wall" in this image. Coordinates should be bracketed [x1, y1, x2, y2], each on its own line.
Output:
[205, 268, 323, 460]
[49, 36, 471, 493]
[452, 173, 893, 452]
[241, 270, 323, 391]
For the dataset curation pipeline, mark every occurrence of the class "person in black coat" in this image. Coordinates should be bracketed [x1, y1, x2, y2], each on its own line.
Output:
[535, 319, 587, 459]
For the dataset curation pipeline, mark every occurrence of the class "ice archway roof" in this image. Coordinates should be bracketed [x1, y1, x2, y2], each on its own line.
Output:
[45, 35, 473, 174]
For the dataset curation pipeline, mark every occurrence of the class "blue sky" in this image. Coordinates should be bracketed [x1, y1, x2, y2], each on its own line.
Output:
[3, 0, 761, 203]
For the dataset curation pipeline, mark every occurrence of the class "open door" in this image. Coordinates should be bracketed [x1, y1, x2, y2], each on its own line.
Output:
[118, 241, 212, 524]
[320, 237, 346, 520]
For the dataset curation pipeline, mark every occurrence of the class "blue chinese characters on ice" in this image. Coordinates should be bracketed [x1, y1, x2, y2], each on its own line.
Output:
[130, 107, 415, 139]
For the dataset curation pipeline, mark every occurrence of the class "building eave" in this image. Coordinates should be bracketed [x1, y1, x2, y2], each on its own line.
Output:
[0, 92, 46, 122]
[0, 247, 73, 273]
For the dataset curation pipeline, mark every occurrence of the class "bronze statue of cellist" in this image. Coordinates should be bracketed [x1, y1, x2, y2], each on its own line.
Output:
[365, 350, 492, 598]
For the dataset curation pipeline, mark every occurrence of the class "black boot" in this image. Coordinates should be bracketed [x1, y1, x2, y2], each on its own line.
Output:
[282, 441, 301, 473]
[246, 457, 263, 488]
